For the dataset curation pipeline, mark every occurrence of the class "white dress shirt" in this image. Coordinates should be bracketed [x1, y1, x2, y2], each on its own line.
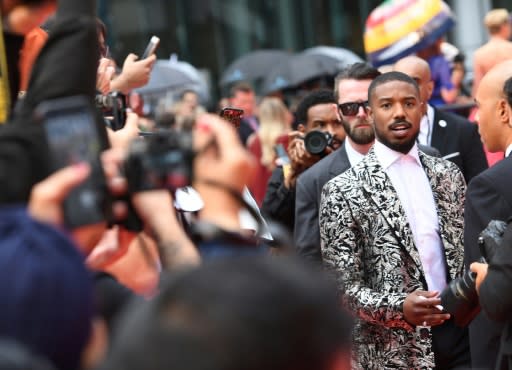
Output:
[417, 105, 435, 146]
[506, 143, 512, 158]
[374, 141, 447, 292]
[345, 138, 367, 167]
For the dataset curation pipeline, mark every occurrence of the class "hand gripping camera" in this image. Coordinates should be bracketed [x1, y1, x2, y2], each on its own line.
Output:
[440, 220, 508, 327]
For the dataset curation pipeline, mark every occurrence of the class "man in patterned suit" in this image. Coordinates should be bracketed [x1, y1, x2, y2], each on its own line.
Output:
[320, 71, 469, 369]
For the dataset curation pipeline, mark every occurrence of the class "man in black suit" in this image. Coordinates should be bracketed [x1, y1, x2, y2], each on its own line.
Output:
[294, 63, 380, 262]
[394, 56, 488, 184]
[261, 89, 345, 233]
[464, 60, 512, 370]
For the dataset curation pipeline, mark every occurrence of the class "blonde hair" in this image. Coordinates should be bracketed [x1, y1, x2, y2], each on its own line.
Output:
[257, 97, 290, 170]
[485, 9, 510, 34]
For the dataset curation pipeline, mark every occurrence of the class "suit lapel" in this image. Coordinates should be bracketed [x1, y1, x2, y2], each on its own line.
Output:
[360, 150, 426, 275]
[431, 108, 451, 155]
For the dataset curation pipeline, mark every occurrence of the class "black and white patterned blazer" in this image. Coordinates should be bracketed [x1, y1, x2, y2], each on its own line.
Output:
[319, 147, 466, 370]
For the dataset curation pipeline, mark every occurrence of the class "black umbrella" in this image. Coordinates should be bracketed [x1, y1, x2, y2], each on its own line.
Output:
[220, 49, 292, 90]
[261, 53, 341, 95]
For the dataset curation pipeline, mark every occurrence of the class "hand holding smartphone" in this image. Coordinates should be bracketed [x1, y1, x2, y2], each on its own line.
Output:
[141, 35, 160, 59]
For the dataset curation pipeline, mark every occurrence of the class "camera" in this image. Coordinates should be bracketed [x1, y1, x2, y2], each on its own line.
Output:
[304, 131, 333, 156]
[123, 130, 195, 194]
[95, 91, 127, 131]
[440, 220, 508, 327]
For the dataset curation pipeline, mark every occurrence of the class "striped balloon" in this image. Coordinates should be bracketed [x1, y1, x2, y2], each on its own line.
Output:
[364, 0, 455, 67]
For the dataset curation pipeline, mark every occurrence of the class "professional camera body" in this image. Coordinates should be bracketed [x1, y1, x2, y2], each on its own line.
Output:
[124, 130, 195, 194]
[95, 91, 127, 131]
[440, 220, 508, 327]
[304, 131, 333, 156]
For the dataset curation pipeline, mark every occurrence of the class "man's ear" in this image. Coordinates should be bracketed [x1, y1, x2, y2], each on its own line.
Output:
[426, 81, 434, 100]
[366, 105, 374, 125]
[498, 99, 510, 125]
[297, 123, 306, 133]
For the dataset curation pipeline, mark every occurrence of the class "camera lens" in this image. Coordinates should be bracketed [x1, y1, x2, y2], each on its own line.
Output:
[304, 131, 330, 155]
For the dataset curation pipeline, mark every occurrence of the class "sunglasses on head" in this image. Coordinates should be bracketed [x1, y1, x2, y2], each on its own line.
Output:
[338, 101, 369, 116]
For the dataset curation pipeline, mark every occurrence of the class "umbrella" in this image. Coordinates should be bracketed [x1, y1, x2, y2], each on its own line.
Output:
[220, 49, 292, 89]
[137, 59, 205, 95]
[364, 0, 455, 67]
[261, 53, 341, 95]
[302, 46, 363, 68]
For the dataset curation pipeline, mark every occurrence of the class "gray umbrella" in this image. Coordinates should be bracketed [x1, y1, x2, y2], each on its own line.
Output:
[302, 46, 363, 69]
[137, 60, 204, 94]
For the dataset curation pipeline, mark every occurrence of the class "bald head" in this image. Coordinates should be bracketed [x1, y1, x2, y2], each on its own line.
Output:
[476, 60, 512, 152]
[394, 56, 433, 108]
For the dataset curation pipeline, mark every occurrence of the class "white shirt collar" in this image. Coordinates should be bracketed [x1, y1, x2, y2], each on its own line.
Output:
[344, 138, 367, 167]
[506, 143, 512, 158]
[374, 140, 421, 170]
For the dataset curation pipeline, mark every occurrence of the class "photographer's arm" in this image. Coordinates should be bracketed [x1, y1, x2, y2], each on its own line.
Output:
[193, 114, 256, 231]
[109, 54, 156, 94]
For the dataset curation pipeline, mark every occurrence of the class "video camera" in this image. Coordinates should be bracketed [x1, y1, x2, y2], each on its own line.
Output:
[95, 91, 127, 131]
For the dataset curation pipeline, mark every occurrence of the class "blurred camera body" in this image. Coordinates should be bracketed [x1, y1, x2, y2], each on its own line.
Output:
[304, 131, 333, 156]
[95, 91, 127, 131]
[124, 131, 194, 194]
[440, 220, 508, 327]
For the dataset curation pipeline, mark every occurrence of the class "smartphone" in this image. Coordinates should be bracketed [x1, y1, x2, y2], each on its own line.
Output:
[220, 107, 244, 129]
[35, 96, 109, 229]
[141, 35, 160, 59]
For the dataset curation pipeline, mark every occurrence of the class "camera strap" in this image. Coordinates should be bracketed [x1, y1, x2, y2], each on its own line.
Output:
[0, 13, 10, 123]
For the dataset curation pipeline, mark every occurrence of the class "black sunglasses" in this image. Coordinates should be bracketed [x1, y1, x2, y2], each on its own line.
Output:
[338, 101, 369, 116]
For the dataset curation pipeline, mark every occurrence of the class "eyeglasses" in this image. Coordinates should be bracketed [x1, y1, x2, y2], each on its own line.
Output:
[338, 101, 369, 116]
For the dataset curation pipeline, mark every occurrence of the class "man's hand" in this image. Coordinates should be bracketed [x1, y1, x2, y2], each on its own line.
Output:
[28, 163, 107, 254]
[106, 111, 140, 152]
[110, 53, 156, 94]
[96, 58, 116, 95]
[284, 131, 323, 188]
[403, 290, 450, 327]
[470, 262, 488, 294]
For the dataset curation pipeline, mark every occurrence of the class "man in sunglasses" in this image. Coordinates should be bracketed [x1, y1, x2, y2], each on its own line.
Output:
[294, 63, 380, 263]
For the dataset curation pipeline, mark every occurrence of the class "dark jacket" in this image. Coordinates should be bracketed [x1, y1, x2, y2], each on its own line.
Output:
[261, 167, 295, 234]
[431, 108, 488, 184]
[464, 155, 512, 369]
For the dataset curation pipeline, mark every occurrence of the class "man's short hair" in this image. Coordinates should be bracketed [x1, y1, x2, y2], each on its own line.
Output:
[503, 76, 512, 107]
[368, 71, 419, 104]
[484, 9, 510, 34]
[334, 62, 381, 101]
[295, 89, 336, 125]
[229, 82, 255, 98]
[101, 256, 352, 370]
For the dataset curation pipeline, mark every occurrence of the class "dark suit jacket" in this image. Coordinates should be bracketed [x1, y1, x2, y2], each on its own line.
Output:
[431, 108, 488, 184]
[261, 167, 295, 233]
[294, 144, 351, 263]
[464, 155, 512, 369]
[294, 142, 440, 264]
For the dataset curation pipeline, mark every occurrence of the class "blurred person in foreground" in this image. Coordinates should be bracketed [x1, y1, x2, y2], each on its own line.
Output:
[261, 89, 344, 234]
[247, 96, 292, 206]
[0, 0, 57, 122]
[294, 63, 380, 263]
[464, 60, 512, 370]
[320, 72, 469, 369]
[394, 55, 488, 184]
[98, 256, 353, 370]
[472, 9, 512, 97]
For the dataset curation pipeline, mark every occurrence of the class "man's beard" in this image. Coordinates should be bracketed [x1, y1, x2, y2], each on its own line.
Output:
[342, 118, 375, 145]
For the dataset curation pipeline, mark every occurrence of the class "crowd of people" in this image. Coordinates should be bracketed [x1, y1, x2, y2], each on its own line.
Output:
[2, 1, 512, 370]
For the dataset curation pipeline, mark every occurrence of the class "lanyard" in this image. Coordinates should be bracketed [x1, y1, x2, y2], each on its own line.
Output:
[0, 12, 10, 123]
